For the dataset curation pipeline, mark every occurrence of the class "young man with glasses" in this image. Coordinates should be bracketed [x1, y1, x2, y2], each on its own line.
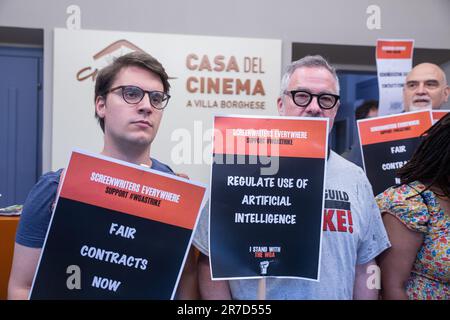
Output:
[8, 52, 195, 299]
[194, 55, 391, 299]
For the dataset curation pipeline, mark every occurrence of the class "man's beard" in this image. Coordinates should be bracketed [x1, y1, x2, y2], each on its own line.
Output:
[408, 102, 432, 111]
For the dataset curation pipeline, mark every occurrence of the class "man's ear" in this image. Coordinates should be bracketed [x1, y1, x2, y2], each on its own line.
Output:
[277, 97, 284, 116]
[95, 96, 106, 119]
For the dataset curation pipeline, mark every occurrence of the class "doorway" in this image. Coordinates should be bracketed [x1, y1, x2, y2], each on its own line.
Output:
[0, 46, 43, 207]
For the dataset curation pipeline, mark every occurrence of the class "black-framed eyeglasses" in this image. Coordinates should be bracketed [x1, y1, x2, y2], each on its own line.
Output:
[107, 85, 170, 110]
[285, 90, 340, 109]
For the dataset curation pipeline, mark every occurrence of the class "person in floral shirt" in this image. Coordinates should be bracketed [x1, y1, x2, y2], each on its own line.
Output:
[376, 113, 450, 299]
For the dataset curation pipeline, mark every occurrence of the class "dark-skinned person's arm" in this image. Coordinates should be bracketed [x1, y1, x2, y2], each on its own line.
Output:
[377, 213, 423, 300]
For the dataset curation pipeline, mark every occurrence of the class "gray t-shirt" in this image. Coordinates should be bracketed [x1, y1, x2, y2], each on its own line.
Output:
[193, 151, 391, 299]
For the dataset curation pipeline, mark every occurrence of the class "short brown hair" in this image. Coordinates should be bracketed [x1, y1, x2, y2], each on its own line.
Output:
[94, 51, 171, 132]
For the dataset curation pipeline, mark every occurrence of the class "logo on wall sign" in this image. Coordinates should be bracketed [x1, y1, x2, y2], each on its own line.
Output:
[76, 40, 146, 82]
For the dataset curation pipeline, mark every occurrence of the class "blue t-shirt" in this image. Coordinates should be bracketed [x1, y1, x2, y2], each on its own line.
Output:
[16, 158, 174, 248]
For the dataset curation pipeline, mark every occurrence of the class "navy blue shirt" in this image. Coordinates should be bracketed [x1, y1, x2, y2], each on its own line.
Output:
[16, 158, 174, 248]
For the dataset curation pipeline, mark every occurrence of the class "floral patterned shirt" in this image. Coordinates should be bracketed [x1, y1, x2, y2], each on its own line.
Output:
[376, 181, 449, 300]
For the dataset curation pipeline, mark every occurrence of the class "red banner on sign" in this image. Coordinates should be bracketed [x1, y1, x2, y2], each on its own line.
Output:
[60, 151, 205, 230]
[358, 111, 433, 146]
[213, 116, 328, 159]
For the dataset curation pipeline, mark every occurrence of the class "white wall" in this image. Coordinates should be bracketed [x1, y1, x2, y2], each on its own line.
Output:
[1, 0, 449, 171]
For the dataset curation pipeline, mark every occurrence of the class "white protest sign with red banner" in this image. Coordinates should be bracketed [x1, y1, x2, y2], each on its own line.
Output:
[209, 115, 328, 281]
[30, 150, 206, 299]
[358, 110, 433, 195]
[376, 39, 414, 116]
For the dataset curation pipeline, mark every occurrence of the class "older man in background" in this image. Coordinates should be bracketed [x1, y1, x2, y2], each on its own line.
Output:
[403, 63, 449, 112]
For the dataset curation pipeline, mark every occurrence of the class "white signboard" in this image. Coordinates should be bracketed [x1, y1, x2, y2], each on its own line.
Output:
[376, 39, 414, 116]
[53, 28, 282, 184]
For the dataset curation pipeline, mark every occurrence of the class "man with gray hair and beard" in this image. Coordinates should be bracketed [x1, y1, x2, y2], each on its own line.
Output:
[194, 55, 391, 299]
[403, 63, 449, 112]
